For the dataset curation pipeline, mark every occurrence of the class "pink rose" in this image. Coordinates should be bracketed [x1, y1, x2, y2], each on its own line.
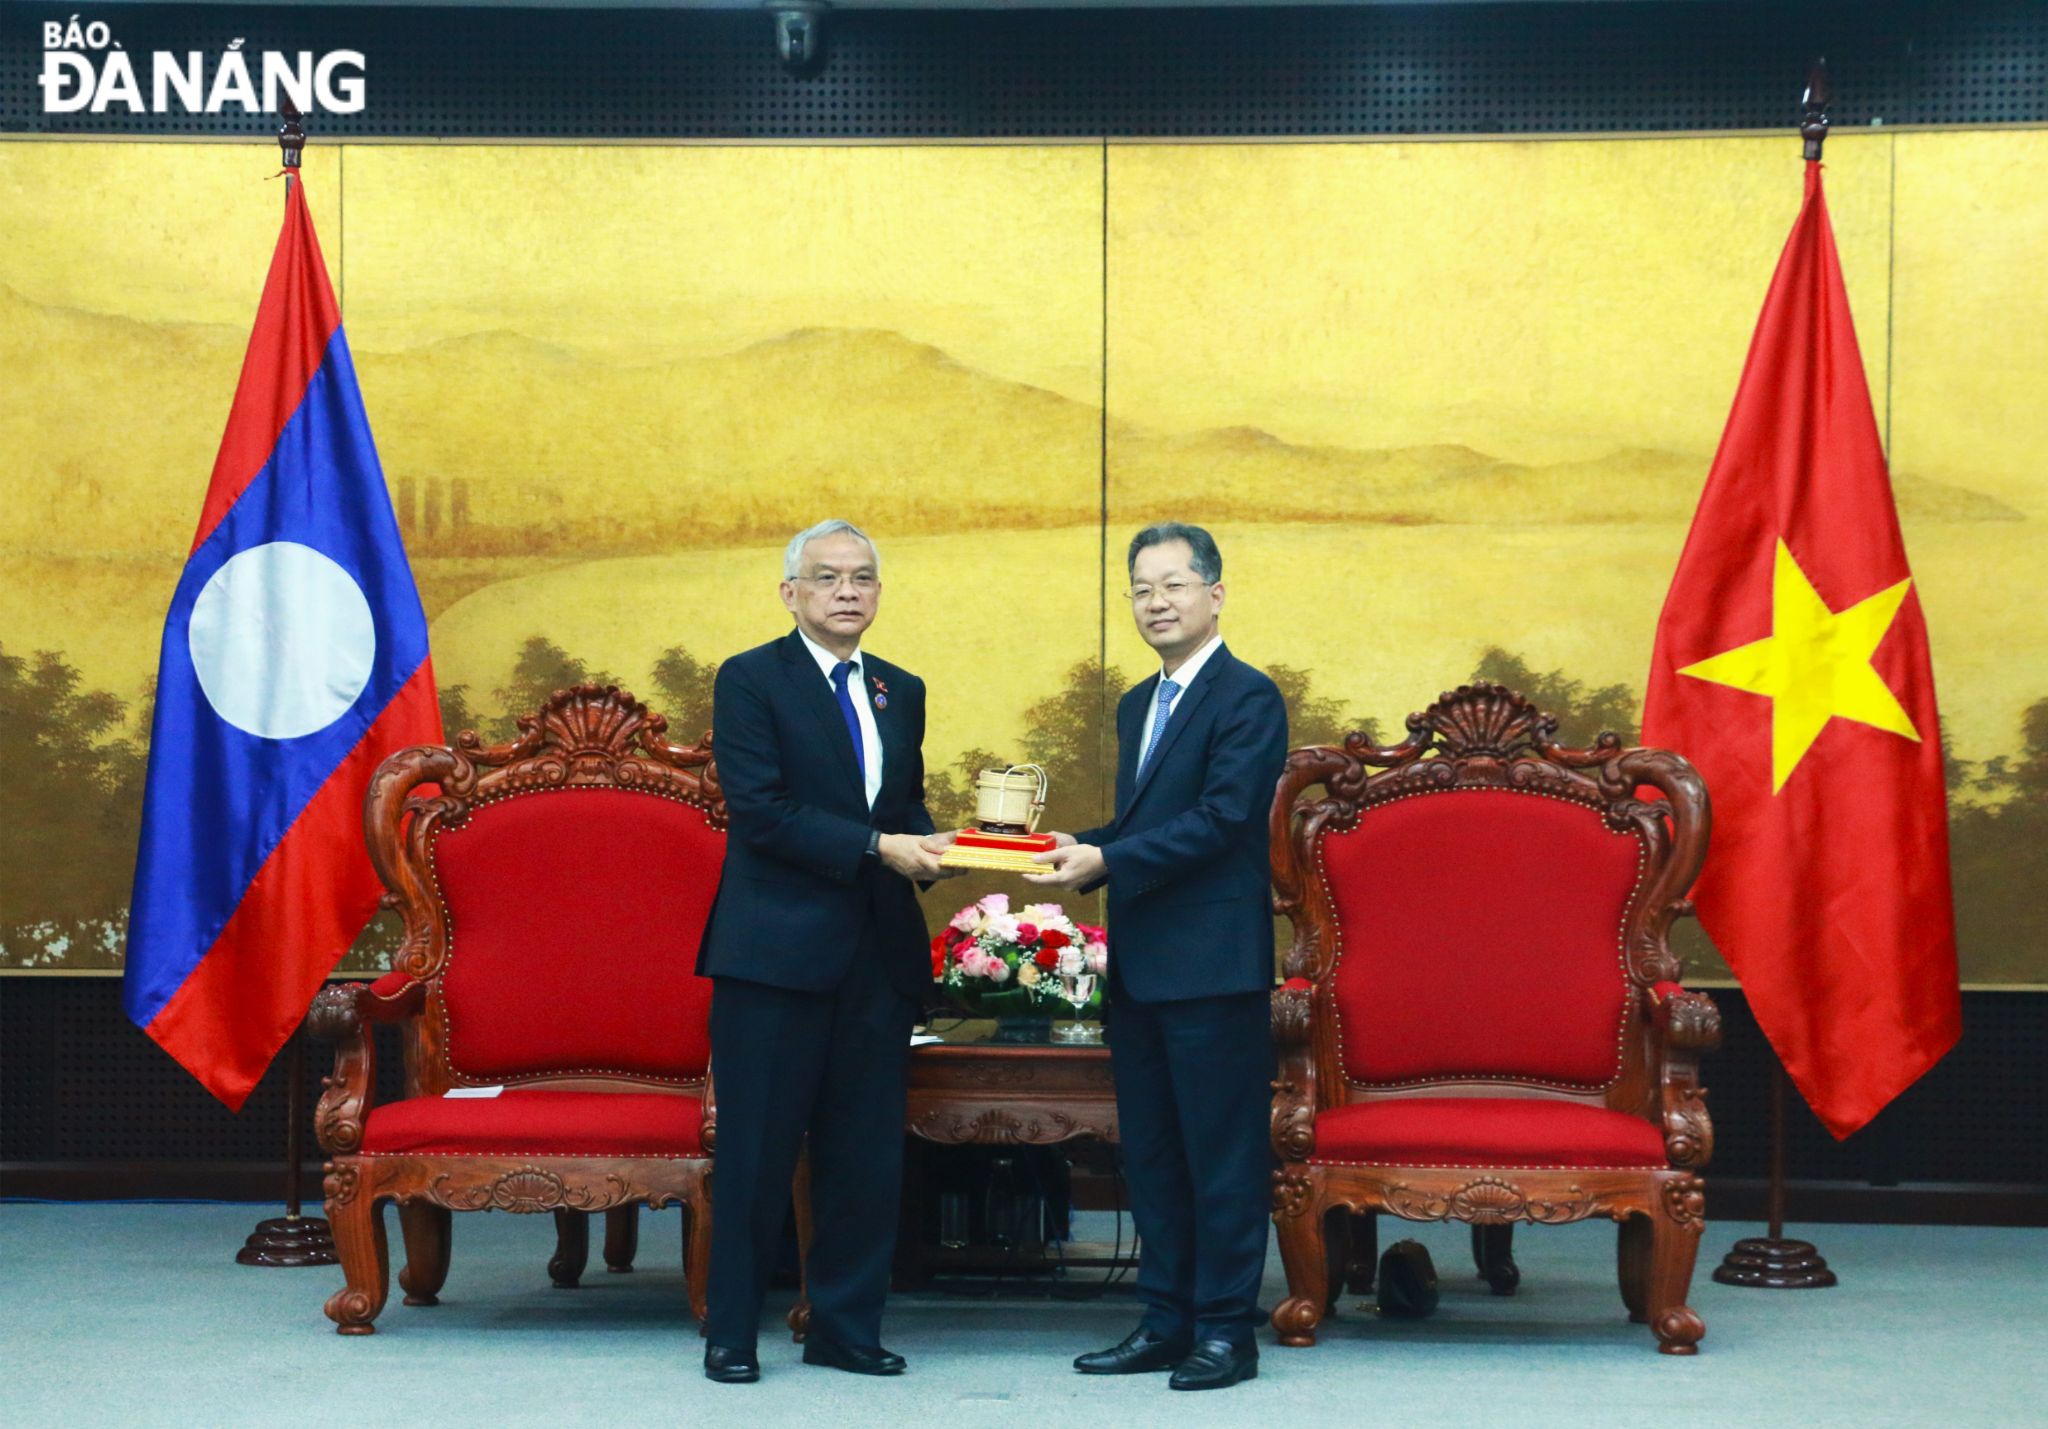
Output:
[949, 903, 981, 934]
[978, 892, 1011, 916]
[986, 958, 1012, 984]
[1084, 943, 1108, 976]
[1016, 922, 1040, 945]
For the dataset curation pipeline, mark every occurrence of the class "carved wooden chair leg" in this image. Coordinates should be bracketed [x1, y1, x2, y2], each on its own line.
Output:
[603, 1204, 639, 1274]
[1646, 1177, 1707, 1355]
[1269, 1181, 1329, 1347]
[323, 1191, 390, 1336]
[549, 1208, 591, 1289]
[1343, 1210, 1379, 1295]
[684, 1187, 713, 1335]
[1617, 1213, 1652, 1324]
[1471, 1222, 1521, 1296]
[1321, 1208, 1350, 1314]
[396, 1202, 453, 1306]
[786, 1149, 814, 1343]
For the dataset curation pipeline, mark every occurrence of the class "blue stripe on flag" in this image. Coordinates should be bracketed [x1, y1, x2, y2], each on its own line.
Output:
[124, 329, 430, 1028]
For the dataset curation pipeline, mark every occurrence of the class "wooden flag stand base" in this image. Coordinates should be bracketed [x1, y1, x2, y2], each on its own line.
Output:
[1713, 1056, 1836, 1289]
[236, 1029, 336, 1268]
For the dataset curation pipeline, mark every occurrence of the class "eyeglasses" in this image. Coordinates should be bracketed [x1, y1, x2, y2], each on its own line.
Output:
[798, 571, 879, 593]
[1124, 579, 1212, 604]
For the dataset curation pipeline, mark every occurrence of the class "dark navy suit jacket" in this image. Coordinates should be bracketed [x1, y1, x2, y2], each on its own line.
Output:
[1075, 642, 1287, 1003]
[696, 628, 937, 1002]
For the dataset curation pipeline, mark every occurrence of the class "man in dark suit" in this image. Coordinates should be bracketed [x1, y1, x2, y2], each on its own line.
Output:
[696, 519, 956, 1383]
[1028, 522, 1287, 1392]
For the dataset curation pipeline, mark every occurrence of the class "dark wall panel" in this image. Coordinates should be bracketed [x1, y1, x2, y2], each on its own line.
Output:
[3, 977, 2043, 1196]
[3, 2, 2045, 141]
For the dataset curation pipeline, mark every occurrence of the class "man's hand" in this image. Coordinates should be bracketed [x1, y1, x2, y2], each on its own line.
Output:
[879, 833, 947, 881]
[1024, 841, 1106, 890]
[919, 830, 967, 879]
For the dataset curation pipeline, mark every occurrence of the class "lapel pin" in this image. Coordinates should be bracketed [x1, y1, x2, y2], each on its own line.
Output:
[872, 676, 889, 709]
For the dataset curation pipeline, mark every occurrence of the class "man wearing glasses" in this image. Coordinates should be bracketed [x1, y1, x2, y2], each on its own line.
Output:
[697, 519, 957, 1383]
[1028, 522, 1288, 1391]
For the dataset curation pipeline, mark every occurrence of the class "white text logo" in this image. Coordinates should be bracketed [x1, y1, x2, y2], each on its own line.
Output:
[41, 17, 365, 115]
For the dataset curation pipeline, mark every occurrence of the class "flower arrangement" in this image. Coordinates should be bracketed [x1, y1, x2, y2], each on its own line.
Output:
[932, 892, 1108, 1021]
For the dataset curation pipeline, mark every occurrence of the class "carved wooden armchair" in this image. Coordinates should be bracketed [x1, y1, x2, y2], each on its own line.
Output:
[1268, 685, 1721, 1355]
[308, 686, 724, 1335]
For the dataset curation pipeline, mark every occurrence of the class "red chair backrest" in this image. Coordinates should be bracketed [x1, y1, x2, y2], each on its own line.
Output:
[1271, 685, 1709, 1106]
[434, 787, 720, 1083]
[363, 684, 727, 1093]
[1318, 788, 1648, 1090]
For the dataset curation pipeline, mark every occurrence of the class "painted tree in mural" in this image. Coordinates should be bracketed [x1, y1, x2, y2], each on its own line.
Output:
[0, 644, 147, 966]
[1265, 662, 1380, 749]
[1469, 646, 1641, 747]
[1948, 698, 2048, 983]
[2, 633, 2041, 981]
[649, 645, 718, 747]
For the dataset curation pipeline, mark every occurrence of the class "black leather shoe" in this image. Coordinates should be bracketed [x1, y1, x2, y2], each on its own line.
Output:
[703, 1345, 760, 1384]
[801, 1337, 906, 1376]
[1168, 1338, 1258, 1391]
[1073, 1327, 1191, 1375]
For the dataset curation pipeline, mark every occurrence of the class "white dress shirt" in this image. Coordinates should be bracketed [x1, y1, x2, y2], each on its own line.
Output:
[1137, 632, 1224, 770]
[797, 627, 883, 809]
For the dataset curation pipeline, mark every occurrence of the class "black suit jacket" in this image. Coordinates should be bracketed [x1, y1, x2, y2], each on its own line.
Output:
[1076, 643, 1287, 1003]
[696, 629, 937, 1001]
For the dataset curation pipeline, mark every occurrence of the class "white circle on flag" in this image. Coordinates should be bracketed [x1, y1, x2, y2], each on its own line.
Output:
[188, 541, 376, 740]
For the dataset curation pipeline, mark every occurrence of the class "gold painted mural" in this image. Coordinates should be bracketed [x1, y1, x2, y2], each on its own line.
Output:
[2, 133, 2042, 984]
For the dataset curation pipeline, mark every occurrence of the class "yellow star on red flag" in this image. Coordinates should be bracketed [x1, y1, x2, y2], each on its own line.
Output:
[1678, 539, 1919, 793]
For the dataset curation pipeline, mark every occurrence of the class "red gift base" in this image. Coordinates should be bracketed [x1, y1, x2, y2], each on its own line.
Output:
[954, 829, 1058, 853]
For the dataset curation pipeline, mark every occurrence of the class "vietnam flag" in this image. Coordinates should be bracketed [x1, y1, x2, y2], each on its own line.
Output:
[123, 173, 442, 1110]
[1641, 160, 1960, 1140]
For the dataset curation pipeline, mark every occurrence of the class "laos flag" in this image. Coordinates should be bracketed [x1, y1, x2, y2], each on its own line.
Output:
[124, 174, 442, 1110]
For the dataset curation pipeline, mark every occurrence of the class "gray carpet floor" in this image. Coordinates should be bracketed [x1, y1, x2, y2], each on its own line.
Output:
[0, 1203, 2037, 1427]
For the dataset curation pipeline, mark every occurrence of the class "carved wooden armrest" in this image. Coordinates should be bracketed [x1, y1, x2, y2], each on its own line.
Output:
[1270, 980, 1318, 1163]
[1646, 982, 1721, 1169]
[302, 974, 425, 1049]
[304, 976, 426, 1158]
[1648, 982, 1721, 1052]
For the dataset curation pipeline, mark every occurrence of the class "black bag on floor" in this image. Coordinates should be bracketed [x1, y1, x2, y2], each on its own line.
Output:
[1376, 1238, 1440, 1318]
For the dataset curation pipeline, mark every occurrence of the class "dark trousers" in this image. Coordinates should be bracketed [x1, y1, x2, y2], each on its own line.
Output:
[703, 958, 916, 1353]
[1109, 984, 1274, 1348]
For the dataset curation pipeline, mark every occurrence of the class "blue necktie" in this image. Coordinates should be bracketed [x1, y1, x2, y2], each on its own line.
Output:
[830, 660, 865, 782]
[1139, 678, 1181, 772]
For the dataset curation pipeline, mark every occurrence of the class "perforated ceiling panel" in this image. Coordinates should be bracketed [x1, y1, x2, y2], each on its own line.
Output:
[3, 2, 2045, 140]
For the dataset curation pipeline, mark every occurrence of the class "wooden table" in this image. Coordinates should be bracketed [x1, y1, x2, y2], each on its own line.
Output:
[905, 1031, 1118, 1147]
[790, 1025, 1122, 1330]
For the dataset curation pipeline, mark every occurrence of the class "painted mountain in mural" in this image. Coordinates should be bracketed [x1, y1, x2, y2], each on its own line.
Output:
[1, 287, 2023, 559]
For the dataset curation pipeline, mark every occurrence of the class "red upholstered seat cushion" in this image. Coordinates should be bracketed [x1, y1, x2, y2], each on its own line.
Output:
[361, 1090, 706, 1157]
[434, 788, 720, 1083]
[1309, 1097, 1668, 1169]
[1320, 788, 1645, 1089]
